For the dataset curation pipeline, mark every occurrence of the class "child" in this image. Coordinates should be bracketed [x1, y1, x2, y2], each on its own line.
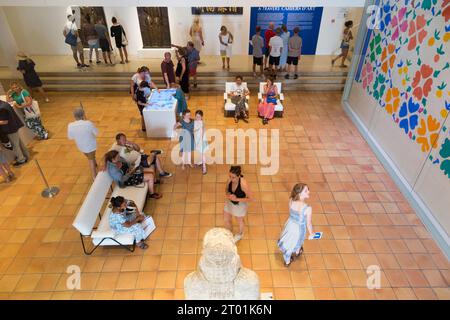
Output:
[171, 83, 188, 116]
[173, 109, 194, 169]
[0, 149, 14, 183]
[194, 110, 209, 174]
[278, 183, 314, 267]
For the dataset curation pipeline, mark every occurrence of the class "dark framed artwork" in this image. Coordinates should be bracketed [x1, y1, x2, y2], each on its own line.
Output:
[137, 7, 171, 48]
[78, 6, 107, 48]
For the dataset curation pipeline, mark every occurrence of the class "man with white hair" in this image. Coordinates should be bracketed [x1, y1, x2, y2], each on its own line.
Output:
[68, 107, 98, 179]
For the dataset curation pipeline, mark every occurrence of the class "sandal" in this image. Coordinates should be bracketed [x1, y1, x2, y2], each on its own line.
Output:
[149, 193, 162, 199]
[138, 242, 149, 249]
[295, 246, 304, 257]
[234, 118, 238, 123]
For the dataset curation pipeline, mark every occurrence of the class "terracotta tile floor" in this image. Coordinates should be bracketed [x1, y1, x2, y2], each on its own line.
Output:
[0, 91, 448, 300]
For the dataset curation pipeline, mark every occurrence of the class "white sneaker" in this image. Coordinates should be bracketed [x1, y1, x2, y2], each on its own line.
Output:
[45, 98, 50, 103]
[233, 233, 243, 243]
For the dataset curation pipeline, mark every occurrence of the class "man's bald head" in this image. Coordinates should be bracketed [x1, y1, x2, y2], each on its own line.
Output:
[269, 22, 274, 29]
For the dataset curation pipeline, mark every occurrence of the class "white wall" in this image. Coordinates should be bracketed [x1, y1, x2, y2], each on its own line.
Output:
[344, 1, 450, 257]
[316, 7, 363, 55]
[169, 7, 251, 56]
[1, 6, 363, 58]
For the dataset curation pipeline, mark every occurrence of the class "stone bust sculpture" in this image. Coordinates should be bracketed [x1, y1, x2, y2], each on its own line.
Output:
[184, 228, 260, 300]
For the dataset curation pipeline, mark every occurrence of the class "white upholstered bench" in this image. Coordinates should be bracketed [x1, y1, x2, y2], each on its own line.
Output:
[72, 171, 155, 255]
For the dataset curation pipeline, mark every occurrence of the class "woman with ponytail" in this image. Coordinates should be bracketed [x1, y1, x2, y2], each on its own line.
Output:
[278, 183, 314, 267]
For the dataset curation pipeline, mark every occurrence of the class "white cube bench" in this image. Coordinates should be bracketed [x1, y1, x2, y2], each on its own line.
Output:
[257, 82, 285, 117]
[72, 171, 155, 255]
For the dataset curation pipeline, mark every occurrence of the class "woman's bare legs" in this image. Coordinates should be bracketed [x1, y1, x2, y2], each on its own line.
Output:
[224, 211, 233, 232]
[226, 57, 230, 69]
[123, 46, 129, 62]
[119, 48, 125, 63]
[236, 217, 245, 235]
[222, 56, 226, 69]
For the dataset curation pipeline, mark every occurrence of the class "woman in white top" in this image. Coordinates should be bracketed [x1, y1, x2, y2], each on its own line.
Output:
[189, 17, 204, 54]
[219, 26, 233, 70]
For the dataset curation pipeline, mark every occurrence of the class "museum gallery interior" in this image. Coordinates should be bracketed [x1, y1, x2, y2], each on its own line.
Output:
[0, 0, 448, 301]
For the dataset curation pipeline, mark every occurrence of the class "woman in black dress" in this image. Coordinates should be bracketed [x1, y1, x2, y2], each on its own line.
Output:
[175, 47, 190, 99]
[16, 52, 49, 102]
[110, 17, 129, 64]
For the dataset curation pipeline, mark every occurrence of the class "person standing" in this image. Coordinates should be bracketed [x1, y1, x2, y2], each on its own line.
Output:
[224, 166, 252, 242]
[175, 47, 190, 99]
[6, 82, 49, 140]
[95, 18, 113, 65]
[278, 183, 314, 267]
[332, 20, 354, 68]
[219, 26, 233, 70]
[63, 14, 89, 68]
[67, 107, 98, 180]
[263, 22, 276, 70]
[279, 24, 290, 72]
[193, 110, 208, 175]
[268, 28, 284, 78]
[16, 52, 50, 102]
[130, 66, 158, 131]
[0, 148, 14, 183]
[110, 17, 129, 64]
[82, 15, 101, 65]
[286, 27, 302, 80]
[161, 52, 175, 88]
[251, 26, 264, 78]
[173, 109, 195, 169]
[186, 42, 200, 88]
[0, 100, 30, 167]
[189, 17, 204, 56]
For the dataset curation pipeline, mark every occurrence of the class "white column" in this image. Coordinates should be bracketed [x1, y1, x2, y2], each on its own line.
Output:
[0, 7, 19, 71]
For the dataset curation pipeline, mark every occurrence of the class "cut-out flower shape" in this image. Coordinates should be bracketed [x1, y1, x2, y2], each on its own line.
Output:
[412, 64, 434, 101]
[369, 33, 382, 63]
[381, 43, 396, 74]
[379, 3, 392, 34]
[439, 138, 450, 178]
[416, 115, 441, 152]
[372, 73, 387, 101]
[361, 62, 374, 90]
[385, 87, 401, 114]
[391, 7, 408, 42]
[398, 97, 420, 135]
[443, 0, 450, 22]
[421, 0, 438, 10]
[407, 15, 427, 51]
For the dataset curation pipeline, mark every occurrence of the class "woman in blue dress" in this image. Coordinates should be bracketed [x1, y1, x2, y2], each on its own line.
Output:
[278, 183, 314, 267]
[173, 109, 195, 169]
[108, 196, 149, 249]
[279, 24, 290, 72]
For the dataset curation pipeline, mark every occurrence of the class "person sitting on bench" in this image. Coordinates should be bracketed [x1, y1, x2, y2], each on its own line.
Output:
[109, 196, 151, 249]
[228, 75, 250, 123]
[111, 133, 172, 183]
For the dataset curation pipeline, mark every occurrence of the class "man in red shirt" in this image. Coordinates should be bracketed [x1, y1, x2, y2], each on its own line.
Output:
[264, 22, 276, 70]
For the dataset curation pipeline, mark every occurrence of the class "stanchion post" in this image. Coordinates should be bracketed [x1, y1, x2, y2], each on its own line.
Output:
[35, 159, 59, 198]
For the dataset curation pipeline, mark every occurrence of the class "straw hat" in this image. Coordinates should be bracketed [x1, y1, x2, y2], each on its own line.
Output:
[16, 51, 28, 60]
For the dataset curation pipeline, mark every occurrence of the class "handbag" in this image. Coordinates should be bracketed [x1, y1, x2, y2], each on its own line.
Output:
[65, 28, 78, 46]
[121, 25, 128, 46]
[20, 92, 41, 119]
